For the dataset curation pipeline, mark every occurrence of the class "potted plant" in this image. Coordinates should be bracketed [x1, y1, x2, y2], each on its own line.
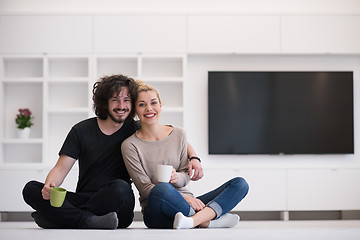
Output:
[15, 108, 34, 138]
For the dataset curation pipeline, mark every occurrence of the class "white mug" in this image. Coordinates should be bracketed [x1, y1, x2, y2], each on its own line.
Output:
[157, 165, 173, 183]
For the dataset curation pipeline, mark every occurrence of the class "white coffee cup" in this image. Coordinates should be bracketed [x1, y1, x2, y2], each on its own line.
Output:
[157, 165, 173, 183]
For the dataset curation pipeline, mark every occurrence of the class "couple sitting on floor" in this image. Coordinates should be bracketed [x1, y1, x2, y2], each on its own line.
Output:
[23, 75, 249, 229]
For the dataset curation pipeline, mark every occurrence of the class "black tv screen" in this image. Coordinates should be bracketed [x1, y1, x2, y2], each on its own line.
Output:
[208, 71, 354, 154]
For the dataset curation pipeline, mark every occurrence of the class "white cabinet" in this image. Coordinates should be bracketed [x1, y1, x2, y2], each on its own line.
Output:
[2, 14, 359, 55]
[281, 16, 360, 54]
[0, 16, 92, 54]
[93, 16, 187, 53]
[236, 169, 287, 211]
[187, 15, 360, 54]
[287, 169, 360, 210]
[187, 15, 281, 54]
[189, 167, 360, 212]
[0, 169, 46, 211]
[0, 168, 78, 211]
[188, 168, 287, 211]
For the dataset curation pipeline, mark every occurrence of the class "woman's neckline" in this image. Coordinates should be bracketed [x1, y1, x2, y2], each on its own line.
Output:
[135, 125, 174, 142]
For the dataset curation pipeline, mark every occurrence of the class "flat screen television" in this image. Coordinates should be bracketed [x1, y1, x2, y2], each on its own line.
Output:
[208, 71, 354, 154]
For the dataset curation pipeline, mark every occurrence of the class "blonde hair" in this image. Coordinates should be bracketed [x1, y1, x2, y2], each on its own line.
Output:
[135, 80, 161, 103]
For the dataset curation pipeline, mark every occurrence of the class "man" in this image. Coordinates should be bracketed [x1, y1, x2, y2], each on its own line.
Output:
[22, 75, 203, 229]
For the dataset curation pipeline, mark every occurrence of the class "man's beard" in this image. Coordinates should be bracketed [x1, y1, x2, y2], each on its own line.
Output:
[108, 108, 129, 124]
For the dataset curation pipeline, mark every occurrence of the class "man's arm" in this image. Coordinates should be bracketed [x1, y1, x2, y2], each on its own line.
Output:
[187, 142, 204, 181]
[41, 154, 76, 200]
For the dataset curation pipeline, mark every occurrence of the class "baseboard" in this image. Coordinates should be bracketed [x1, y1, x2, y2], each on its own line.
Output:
[1, 210, 360, 222]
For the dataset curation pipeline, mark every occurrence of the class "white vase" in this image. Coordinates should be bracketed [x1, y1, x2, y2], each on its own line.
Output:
[17, 127, 31, 139]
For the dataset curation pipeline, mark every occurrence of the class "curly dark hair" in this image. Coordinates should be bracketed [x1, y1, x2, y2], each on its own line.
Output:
[92, 74, 138, 120]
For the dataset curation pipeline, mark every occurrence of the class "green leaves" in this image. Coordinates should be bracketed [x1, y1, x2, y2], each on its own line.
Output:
[15, 108, 34, 129]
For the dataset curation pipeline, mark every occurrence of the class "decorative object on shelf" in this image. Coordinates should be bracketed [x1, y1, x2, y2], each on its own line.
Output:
[15, 108, 34, 139]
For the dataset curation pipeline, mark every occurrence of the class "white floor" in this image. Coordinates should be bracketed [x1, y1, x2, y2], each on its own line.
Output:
[1, 220, 360, 240]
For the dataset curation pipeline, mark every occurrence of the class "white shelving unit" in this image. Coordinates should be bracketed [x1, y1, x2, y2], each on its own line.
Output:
[139, 55, 185, 127]
[44, 56, 91, 167]
[96, 54, 186, 127]
[0, 54, 186, 170]
[0, 56, 44, 169]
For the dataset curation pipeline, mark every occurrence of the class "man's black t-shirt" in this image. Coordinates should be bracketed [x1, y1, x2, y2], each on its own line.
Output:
[59, 117, 139, 193]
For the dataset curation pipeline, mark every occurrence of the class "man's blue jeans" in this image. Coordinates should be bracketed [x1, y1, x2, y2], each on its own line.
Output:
[143, 177, 249, 229]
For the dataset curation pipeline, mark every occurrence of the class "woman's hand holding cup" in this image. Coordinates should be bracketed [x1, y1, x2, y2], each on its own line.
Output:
[169, 168, 178, 184]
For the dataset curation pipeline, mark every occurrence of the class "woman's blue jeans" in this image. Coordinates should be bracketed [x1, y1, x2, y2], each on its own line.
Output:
[143, 177, 249, 229]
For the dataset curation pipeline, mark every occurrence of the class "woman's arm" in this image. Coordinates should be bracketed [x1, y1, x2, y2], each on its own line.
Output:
[187, 143, 204, 181]
[121, 141, 155, 200]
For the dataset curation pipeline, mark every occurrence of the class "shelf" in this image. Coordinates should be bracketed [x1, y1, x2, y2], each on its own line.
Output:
[47, 108, 89, 114]
[48, 57, 89, 78]
[47, 112, 89, 166]
[141, 77, 183, 83]
[97, 57, 138, 78]
[141, 57, 183, 78]
[160, 111, 183, 127]
[2, 142, 42, 164]
[47, 81, 89, 109]
[47, 78, 89, 83]
[3, 82, 43, 139]
[2, 78, 44, 83]
[150, 81, 183, 108]
[0, 163, 45, 170]
[161, 106, 183, 113]
[1, 138, 43, 144]
[3, 57, 43, 78]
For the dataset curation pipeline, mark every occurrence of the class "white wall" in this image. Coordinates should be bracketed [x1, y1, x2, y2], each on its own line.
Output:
[0, 0, 360, 14]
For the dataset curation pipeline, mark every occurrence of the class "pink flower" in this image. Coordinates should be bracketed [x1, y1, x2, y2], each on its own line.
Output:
[15, 108, 34, 129]
[22, 108, 31, 117]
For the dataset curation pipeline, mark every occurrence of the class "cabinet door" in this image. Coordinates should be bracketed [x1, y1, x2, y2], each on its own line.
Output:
[281, 16, 360, 54]
[188, 168, 287, 211]
[94, 15, 187, 53]
[287, 169, 360, 210]
[0, 170, 46, 211]
[187, 15, 281, 54]
[0, 16, 92, 54]
[0, 169, 78, 211]
[236, 169, 287, 211]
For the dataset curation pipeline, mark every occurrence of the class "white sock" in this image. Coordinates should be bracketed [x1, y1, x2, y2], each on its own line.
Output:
[208, 213, 240, 228]
[173, 212, 194, 229]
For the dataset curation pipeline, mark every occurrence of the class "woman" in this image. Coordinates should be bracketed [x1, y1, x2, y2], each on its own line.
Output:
[121, 81, 249, 229]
